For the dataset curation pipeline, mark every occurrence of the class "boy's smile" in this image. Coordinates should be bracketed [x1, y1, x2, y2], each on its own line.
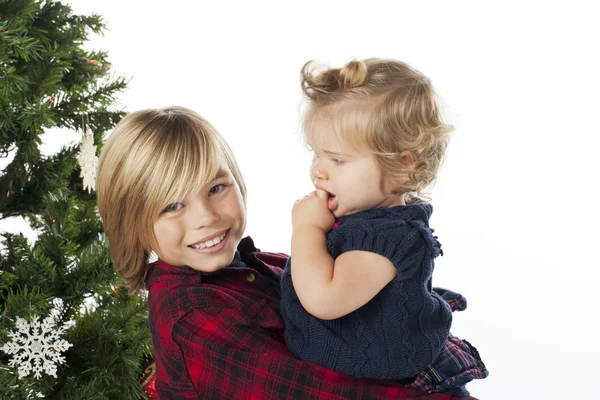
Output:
[187, 229, 228, 251]
[152, 164, 246, 272]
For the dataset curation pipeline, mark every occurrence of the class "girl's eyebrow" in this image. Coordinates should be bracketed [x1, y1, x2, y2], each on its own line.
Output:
[323, 150, 351, 157]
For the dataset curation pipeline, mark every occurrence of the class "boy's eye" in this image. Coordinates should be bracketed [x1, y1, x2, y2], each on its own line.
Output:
[162, 202, 184, 213]
[209, 184, 226, 196]
[331, 158, 345, 165]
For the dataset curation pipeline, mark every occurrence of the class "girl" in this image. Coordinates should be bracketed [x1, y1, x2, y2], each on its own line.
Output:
[97, 106, 484, 399]
[280, 59, 487, 395]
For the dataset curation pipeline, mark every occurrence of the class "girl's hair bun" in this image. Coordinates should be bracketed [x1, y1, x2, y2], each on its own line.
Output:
[301, 60, 368, 100]
[339, 60, 368, 89]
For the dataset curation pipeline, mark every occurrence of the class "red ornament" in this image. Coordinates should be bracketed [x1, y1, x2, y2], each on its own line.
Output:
[49, 94, 55, 103]
[140, 361, 157, 399]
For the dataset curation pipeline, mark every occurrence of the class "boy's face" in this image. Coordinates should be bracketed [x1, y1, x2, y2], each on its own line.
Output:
[152, 163, 246, 272]
[309, 126, 404, 218]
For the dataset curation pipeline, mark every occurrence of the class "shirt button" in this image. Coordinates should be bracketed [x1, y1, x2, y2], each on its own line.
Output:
[246, 273, 256, 283]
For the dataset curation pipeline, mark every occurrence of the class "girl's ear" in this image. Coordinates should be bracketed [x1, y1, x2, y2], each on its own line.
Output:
[382, 151, 416, 195]
[399, 150, 417, 167]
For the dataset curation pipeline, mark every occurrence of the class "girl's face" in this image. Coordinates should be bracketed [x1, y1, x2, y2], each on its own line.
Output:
[309, 127, 404, 218]
[152, 163, 246, 272]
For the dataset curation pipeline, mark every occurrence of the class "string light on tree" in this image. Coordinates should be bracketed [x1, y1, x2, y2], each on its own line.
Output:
[87, 59, 104, 69]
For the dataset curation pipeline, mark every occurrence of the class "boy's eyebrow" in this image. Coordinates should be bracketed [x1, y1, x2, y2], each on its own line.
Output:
[212, 169, 229, 180]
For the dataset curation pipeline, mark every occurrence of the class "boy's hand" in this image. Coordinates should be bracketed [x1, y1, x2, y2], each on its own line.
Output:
[292, 189, 335, 232]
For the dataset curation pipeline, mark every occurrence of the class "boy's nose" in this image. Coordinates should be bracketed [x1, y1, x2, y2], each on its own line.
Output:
[192, 202, 220, 228]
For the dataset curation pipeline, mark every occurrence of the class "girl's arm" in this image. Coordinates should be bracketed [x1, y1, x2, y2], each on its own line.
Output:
[291, 225, 397, 320]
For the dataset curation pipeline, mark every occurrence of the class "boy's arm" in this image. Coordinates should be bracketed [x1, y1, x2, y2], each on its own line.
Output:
[291, 226, 397, 320]
[170, 306, 468, 400]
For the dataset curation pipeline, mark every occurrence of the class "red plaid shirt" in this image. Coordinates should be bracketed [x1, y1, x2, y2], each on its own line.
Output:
[146, 237, 478, 399]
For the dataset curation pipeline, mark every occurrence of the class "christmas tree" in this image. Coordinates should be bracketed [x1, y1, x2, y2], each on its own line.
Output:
[1, 1, 154, 398]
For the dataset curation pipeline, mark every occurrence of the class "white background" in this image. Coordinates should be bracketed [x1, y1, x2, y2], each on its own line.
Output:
[1, 1, 599, 398]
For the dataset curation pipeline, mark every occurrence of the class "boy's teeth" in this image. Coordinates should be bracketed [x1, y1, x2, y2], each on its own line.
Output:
[192, 232, 226, 249]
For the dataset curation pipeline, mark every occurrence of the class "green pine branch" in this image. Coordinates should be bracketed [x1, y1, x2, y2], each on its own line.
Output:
[1, 190, 152, 398]
[0, 0, 128, 217]
[0, 2, 152, 397]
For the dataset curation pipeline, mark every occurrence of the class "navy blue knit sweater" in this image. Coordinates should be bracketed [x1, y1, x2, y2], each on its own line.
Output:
[280, 203, 453, 380]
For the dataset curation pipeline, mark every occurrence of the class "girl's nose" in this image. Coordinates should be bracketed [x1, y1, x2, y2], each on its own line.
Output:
[311, 159, 327, 182]
[312, 169, 327, 180]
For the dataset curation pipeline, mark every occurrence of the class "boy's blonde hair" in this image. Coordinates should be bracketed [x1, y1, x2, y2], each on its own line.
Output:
[97, 106, 246, 291]
[301, 58, 452, 198]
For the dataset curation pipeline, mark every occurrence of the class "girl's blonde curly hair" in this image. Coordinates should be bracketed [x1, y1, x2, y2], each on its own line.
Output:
[301, 58, 452, 200]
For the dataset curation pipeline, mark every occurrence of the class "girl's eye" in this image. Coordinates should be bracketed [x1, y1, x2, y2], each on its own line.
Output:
[331, 158, 345, 165]
[162, 202, 184, 213]
[209, 184, 226, 196]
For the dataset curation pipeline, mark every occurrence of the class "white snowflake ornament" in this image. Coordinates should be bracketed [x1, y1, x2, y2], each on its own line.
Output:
[1, 315, 73, 379]
[77, 132, 99, 193]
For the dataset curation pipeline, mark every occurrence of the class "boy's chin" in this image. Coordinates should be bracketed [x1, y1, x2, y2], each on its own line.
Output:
[187, 251, 237, 273]
[188, 261, 229, 273]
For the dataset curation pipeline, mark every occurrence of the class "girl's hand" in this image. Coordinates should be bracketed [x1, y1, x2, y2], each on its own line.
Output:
[292, 189, 335, 232]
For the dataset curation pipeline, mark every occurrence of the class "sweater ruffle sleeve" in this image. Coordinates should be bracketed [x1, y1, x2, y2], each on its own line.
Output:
[326, 218, 442, 282]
